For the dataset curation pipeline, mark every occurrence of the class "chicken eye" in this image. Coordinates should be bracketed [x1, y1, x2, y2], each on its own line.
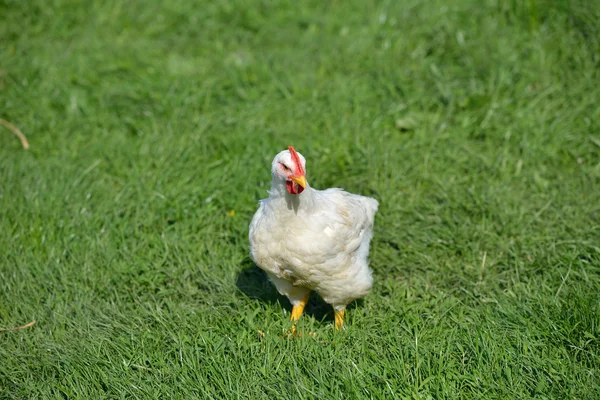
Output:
[280, 163, 291, 172]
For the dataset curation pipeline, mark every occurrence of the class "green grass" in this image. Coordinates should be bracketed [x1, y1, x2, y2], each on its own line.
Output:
[1, 0, 599, 398]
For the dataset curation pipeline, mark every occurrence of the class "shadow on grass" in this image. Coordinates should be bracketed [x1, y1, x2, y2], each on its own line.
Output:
[236, 257, 362, 324]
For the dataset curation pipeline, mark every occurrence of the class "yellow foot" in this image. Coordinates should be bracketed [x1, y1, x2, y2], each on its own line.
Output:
[290, 292, 310, 322]
[334, 309, 345, 330]
[283, 325, 316, 339]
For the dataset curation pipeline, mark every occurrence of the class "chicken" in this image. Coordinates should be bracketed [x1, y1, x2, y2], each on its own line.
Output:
[249, 146, 378, 330]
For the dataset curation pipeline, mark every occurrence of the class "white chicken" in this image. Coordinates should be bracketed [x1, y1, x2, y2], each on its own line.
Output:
[249, 146, 378, 330]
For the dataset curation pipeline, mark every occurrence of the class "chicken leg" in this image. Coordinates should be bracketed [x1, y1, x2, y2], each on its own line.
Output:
[334, 308, 345, 330]
[290, 292, 310, 322]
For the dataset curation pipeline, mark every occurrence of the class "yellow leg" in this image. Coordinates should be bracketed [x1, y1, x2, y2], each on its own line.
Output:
[334, 309, 345, 330]
[290, 292, 310, 322]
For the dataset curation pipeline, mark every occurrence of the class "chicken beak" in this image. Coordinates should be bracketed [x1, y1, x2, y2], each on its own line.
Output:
[291, 175, 307, 189]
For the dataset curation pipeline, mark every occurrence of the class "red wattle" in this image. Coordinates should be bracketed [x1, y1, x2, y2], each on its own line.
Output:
[286, 180, 304, 195]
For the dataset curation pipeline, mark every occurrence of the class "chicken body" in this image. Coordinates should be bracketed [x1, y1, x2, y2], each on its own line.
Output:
[249, 147, 378, 329]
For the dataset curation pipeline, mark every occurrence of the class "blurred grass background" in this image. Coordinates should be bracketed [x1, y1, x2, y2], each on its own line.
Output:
[1, 0, 599, 398]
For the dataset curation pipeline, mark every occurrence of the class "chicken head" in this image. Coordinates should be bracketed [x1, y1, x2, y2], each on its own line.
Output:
[271, 146, 307, 195]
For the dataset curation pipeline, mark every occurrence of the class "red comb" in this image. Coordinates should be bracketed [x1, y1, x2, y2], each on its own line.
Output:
[288, 146, 305, 176]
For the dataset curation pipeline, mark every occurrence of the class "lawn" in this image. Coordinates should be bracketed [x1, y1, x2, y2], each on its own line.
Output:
[1, 0, 599, 398]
